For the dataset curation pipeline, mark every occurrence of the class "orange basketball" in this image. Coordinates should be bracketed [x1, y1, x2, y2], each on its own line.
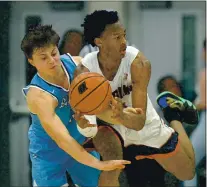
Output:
[69, 72, 112, 115]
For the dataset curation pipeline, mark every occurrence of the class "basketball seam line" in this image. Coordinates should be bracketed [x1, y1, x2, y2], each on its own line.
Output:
[82, 83, 110, 114]
[73, 80, 107, 108]
[70, 75, 104, 95]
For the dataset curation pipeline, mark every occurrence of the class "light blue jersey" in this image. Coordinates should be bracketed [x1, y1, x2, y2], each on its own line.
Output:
[23, 54, 100, 187]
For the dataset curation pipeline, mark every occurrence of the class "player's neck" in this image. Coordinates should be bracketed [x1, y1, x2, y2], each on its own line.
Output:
[39, 66, 66, 87]
[98, 52, 121, 71]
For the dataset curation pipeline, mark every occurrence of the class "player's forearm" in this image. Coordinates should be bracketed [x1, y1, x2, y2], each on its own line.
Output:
[41, 116, 101, 169]
[57, 134, 101, 169]
[97, 107, 145, 131]
[132, 85, 147, 129]
[122, 109, 146, 131]
[97, 108, 123, 125]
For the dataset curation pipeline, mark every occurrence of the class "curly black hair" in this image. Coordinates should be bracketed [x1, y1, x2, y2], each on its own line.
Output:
[81, 10, 119, 47]
[21, 24, 60, 58]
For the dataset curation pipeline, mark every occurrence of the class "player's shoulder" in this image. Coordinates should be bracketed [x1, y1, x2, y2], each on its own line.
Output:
[82, 51, 98, 63]
[123, 46, 140, 65]
[26, 87, 57, 114]
[27, 87, 53, 102]
[126, 46, 140, 56]
[60, 53, 78, 66]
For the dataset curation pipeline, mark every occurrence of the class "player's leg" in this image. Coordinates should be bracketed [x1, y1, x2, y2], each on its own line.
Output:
[153, 123, 195, 181]
[151, 92, 198, 180]
[92, 124, 124, 187]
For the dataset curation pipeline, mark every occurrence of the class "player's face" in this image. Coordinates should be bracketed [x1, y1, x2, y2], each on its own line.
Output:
[29, 45, 62, 75]
[100, 22, 127, 59]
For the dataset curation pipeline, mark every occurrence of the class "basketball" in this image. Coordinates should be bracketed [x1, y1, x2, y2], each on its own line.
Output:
[69, 72, 112, 115]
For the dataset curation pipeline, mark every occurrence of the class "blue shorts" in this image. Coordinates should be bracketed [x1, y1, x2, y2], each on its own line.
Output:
[31, 151, 101, 187]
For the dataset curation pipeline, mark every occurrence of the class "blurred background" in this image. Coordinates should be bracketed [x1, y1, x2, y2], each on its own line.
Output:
[0, 1, 206, 186]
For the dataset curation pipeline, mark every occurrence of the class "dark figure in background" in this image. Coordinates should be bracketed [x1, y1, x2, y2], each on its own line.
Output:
[59, 29, 83, 56]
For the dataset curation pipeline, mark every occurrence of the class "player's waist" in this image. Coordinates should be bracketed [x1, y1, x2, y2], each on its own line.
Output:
[28, 128, 86, 152]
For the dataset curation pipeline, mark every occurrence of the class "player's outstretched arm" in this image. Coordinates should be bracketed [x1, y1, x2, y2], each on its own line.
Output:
[26, 87, 130, 171]
[130, 51, 151, 130]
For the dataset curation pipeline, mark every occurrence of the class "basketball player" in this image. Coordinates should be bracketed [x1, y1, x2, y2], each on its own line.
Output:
[21, 24, 130, 187]
[74, 10, 198, 186]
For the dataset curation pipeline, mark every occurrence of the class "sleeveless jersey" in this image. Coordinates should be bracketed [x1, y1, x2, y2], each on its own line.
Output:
[22, 54, 86, 163]
[82, 46, 174, 148]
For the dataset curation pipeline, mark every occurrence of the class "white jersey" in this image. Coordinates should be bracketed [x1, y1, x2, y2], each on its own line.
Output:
[82, 46, 174, 148]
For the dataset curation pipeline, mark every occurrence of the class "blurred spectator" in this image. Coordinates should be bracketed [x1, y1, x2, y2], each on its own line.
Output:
[156, 75, 184, 125]
[183, 39, 206, 187]
[157, 75, 183, 97]
[59, 29, 83, 56]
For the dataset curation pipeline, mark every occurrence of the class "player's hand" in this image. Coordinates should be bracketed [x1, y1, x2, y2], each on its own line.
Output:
[98, 160, 131, 171]
[110, 97, 125, 123]
[73, 111, 96, 129]
[111, 97, 143, 124]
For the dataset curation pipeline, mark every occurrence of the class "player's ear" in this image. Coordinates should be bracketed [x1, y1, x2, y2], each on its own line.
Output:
[94, 37, 102, 48]
[28, 58, 35, 66]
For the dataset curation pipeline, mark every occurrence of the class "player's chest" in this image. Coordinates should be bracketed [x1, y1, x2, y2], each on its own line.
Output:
[109, 72, 132, 98]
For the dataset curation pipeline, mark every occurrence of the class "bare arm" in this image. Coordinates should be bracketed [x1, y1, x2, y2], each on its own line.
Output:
[130, 51, 151, 130]
[26, 88, 130, 170]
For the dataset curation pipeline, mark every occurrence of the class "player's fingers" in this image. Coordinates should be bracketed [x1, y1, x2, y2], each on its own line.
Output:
[111, 97, 123, 109]
[124, 107, 142, 114]
[73, 110, 82, 120]
[135, 155, 153, 160]
[73, 113, 82, 121]
[115, 97, 124, 108]
[135, 108, 144, 114]
[116, 165, 125, 169]
[114, 97, 123, 104]
[111, 97, 118, 106]
[118, 160, 131, 165]
[111, 104, 121, 117]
